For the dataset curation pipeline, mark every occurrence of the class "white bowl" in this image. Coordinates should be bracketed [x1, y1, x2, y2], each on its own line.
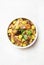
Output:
[8, 18, 38, 49]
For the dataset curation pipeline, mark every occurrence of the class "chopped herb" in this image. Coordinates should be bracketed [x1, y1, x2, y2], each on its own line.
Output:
[23, 35, 28, 40]
[26, 30, 32, 36]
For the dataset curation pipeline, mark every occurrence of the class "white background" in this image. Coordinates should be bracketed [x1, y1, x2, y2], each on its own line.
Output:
[0, 0, 44, 65]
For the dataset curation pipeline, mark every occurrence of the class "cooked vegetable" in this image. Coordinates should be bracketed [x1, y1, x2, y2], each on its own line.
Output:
[31, 35, 35, 40]
[18, 35, 22, 39]
[13, 20, 16, 24]
[11, 38, 14, 43]
[7, 18, 36, 47]
[25, 24, 31, 29]
[22, 21, 27, 25]
[8, 29, 12, 33]
[20, 29, 25, 33]
[31, 25, 35, 30]
[11, 33, 14, 43]
[26, 30, 32, 35]
[23, 35, 28, 40]
[9, 24, 15, 29]
[13, 29, 17, 34]
[23, 43, 27, 47]
[22, 39, 25, 42]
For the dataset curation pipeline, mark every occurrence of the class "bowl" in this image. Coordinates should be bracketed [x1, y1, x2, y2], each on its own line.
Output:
[7, 18, 38, 48]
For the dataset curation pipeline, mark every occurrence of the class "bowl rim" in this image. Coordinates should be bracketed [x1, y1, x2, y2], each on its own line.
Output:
[7, 18, 38, 49]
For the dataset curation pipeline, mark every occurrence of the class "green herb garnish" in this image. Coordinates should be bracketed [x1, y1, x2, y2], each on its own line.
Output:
[23, 35, 28, 40]
[26, 30, 32, 36]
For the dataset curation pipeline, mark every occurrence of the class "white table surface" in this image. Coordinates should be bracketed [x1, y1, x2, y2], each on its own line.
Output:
[0, 0, 44, 65]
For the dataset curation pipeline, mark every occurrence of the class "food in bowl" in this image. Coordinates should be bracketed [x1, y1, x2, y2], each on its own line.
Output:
[7, 18, 37, 48]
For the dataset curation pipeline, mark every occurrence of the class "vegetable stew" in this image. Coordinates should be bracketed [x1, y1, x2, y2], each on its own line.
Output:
[7, 18, 36, 47]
